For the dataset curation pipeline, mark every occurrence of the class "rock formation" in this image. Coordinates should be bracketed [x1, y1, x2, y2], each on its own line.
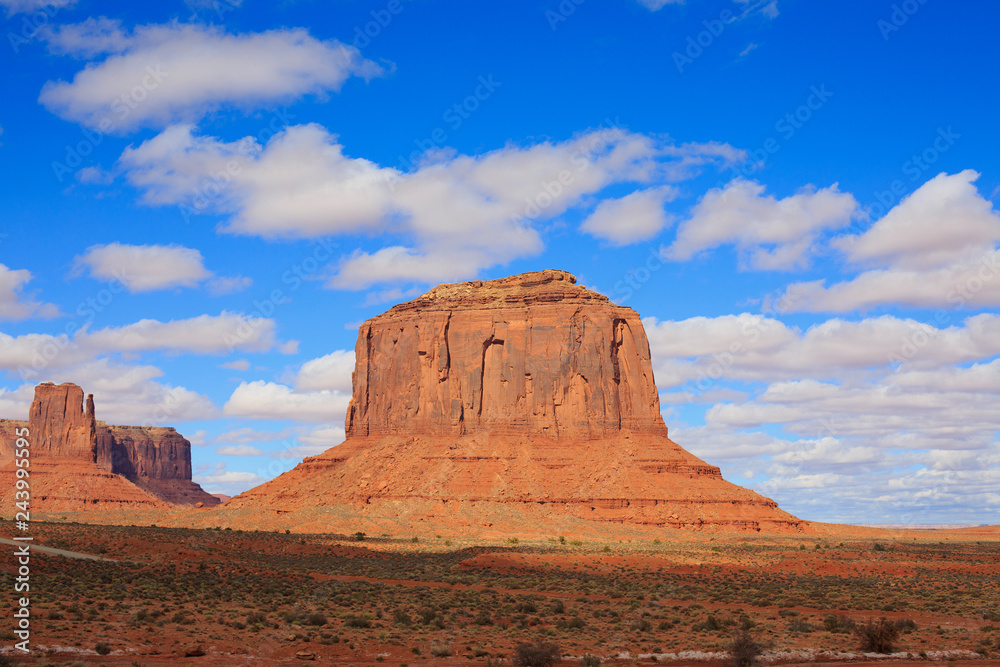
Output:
[229, 270, 804, 534]
[28, 382, 96, 459]
[0, 383, 218, 510]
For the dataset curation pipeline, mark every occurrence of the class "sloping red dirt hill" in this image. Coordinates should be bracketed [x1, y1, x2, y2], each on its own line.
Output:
[0, 382, 218, 511]
[229, 270, 804, 535]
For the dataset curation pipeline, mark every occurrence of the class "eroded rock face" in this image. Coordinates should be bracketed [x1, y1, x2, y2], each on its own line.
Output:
[0, 383, 217, 509]
[348, 269, 665, 439]
[232, 270, 805, 534]
[29, 382, 96, 459]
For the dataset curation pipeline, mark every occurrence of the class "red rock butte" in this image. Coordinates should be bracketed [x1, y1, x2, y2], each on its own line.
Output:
[230, 270, 805, 534]
[0, 382, 218, 511]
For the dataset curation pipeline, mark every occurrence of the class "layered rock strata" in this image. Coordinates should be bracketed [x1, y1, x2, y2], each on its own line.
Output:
[231, 270, 804, 533]
[0, 383, 217, 510]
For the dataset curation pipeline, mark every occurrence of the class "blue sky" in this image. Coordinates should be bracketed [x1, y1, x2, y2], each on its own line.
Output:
[1, 0, 998, 524]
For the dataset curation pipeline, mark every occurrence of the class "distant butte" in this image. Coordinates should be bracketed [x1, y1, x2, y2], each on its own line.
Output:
[0, 382, 218, 511]
[227, 270, 805, 535]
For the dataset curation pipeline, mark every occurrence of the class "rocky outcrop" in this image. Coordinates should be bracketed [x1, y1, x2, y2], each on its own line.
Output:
[347, 269, 667, 440]
[230, 270, 805, 534]
[28, 382, 96, 459]
[0, 383, 218, 509]
[95, 424, 193, 480]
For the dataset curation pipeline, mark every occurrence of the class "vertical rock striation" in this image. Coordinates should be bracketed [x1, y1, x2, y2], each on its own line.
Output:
[346, 269, 666, 440]
[0, 382, 217, 509]
[231, 270, 805, 534]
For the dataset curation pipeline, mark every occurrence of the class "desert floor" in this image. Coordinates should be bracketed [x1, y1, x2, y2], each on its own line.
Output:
[1, 520, 998, 666]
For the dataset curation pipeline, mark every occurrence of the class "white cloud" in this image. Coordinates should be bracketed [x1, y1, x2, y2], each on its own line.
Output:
[635, 0, 683, 10]
[193, 463, 268, 495]
[220, 359, 250, 371]
[781, 171, 1000, 312]
[223, 380, 351, 423]
[0, 264, 60, 321]
[187, 429, 208, 446]
[80, 312, 285, 355]
[0, 384, 35, 418]
[214, 426, 294, 444]
[580, 186, 677, 245]
[39, 21, 384, 131]
[638, 0, 778, 17]
[295, 350, 355, 392]
[272, 424, 345, 459]
[118, 123, 742, 287]
[0, 358, 218, 425]
[836, 171, 998, 270]
[735, 0, 779, 19]
[665, 179, 858, 270]
[0, 312, 290, 375]
[0, 0, 74, 16]
[207, 275, 252, 296]
[645, 312, 1000, 388]
[74, 243, 211, 292]
[216, 444, 264, 456]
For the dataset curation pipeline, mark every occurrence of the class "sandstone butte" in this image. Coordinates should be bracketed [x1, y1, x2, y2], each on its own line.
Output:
[0, 382, 218, 511]
[225, 270, 806, 536]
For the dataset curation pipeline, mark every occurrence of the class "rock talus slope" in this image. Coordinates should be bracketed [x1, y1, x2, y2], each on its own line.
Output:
[231, 270, 804, 534]
[0, 383, 217, 510]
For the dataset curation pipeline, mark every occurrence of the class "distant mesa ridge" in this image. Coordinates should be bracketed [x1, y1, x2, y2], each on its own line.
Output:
[231, 269, 805, 533]
[0, 382, 218, 510]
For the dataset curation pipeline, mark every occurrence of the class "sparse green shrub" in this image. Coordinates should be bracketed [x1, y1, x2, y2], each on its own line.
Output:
[580, 654, 601, 666]
[630, 618, 652, 632]
[430, 644, 452, 658]
[726, 627, 762, 667]
[512, 642, 561, 667]
[304, 612, 327, 626]
[693, 615, 722, 632]
[788, 618, 814, 633]
[95, 641, 111, 655]
[823, 614, 855, 633]
[557, 616, 586, 630]
[855, 617, 900, 653]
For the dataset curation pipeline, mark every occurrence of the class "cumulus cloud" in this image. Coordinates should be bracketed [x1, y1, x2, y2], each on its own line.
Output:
[0, 384, 35, 418]
[220, 359, 250, 371]
[214, 426, 294, 444]
[207, 275, 252, 296]
[193, 463, 268, 494]
[665, 179, 858, 270]
[216, 444, 264, 456]
[73, 243, 211, 292]
[646, 312, 1000, 389]
[118, 123, 742, 287]
[80, 312, 285, 355]
[294, 350, 355, 392]
[0, 358, 217, 425]
[39, 21, 384, 131]
[0, 0, 74, 16]
[273, 424, 346, 458]
[0, 264, 60, 321]
[0, 312, 291, 376]
[580, 186, 677, 245]
[781, 171, 1000, 312]
[223, 380, 350, 423]
[635, 0, 682, 9]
